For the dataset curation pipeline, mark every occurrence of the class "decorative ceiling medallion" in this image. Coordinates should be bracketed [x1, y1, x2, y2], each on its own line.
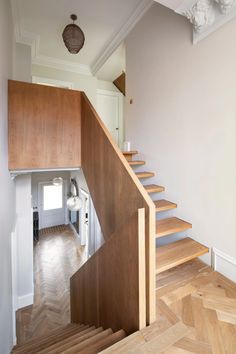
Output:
[183, 0, 236, 34]
[185, 0, 215, 32]
[62, 14, 85, 54]
[215, 0, 236, 13]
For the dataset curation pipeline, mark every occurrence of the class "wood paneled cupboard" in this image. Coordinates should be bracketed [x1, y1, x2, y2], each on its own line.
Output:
[8, 80, 81, 170]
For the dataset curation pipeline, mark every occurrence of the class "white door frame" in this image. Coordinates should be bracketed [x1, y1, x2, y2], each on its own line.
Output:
[96, 89, 124, 148]
[38, 180, 68, 229]
[79, 188, 89, 248]
[11, 228, 18, 345]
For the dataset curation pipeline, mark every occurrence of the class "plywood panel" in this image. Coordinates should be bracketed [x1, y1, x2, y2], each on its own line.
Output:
[8, 80, 81, 170]
[80, 93, 156, 324]
[71, 210, 146, 334]
[113, 72, 126, 96]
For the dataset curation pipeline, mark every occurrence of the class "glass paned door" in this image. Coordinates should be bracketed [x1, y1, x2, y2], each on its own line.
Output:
[39, 182, 65, 229]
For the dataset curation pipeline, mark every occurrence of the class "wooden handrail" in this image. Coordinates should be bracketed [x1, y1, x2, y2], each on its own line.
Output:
[71, 208, 146, 334]
[70, 92, 156, 327]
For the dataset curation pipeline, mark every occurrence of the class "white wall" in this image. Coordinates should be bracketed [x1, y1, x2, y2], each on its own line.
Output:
[97, 79, 119, 92]
[32, 64, 118, 107]
[32, 64, 124, 147]
[32, 171, 70, 228]
[0, 1, 15, 352]
[13, 43, 31, 82]
[12, 40, 34, 311]
[125, 4, 236, 277]
[31, 171, 70, 208]
[15, 175, 34, 309]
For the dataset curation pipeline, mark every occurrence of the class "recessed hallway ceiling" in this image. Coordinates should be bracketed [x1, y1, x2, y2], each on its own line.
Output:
[12, 0, 153, 75]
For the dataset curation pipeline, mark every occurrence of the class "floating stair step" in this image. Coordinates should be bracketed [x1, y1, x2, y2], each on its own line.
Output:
[80, 329, 126, 354]
[154, 200, 177, 213]
[136, 171, 155, 179]
[156, 237, 209, 274]
[129, 160, 145, 166]
[144, 184, 165, 194]
[156, 217, 192, 238]
[122, 150, 138, 155]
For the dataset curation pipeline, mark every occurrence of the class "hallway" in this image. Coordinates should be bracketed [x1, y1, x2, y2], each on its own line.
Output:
[16, 226, 85, 344]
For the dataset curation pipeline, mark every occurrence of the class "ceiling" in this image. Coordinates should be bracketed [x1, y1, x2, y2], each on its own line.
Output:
[12, 0, 153, 77]
[96, 43, 125, 82]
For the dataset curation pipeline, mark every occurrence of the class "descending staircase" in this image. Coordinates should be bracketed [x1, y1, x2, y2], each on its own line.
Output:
[123, 150, 209, 278]
[12, 323, 126, 354]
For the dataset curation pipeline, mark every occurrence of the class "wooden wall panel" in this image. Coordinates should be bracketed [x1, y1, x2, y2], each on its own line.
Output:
[81, 93, 152, 240]
[71, 209, 146, 334]
[79, 93, 156, 325]
[113, 72, 126, 96]
[8, 80, 81, 170]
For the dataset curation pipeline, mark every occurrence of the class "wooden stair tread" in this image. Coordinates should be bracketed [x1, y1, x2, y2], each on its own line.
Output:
[154, 200, 177, 213]
[11, 326, 126, 354]
[122, 150, 138, 155]
[79, 330, 126, 354]
[156, 217, 192, 238]
[12, 324, 80, 349]
[136, 171, 155, 179]
[129, 160, 145, 166]
[38, 327, 100, 354]
[144, 184, 165, 194]
[156, 237, 209, 274]
[12, 325, 85, 353]
[63, 329, 113, 354]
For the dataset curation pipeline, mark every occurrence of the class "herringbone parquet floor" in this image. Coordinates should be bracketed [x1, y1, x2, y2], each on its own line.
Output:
[16, 226, 86, 344]
[17, 228, 236, 353]
[155, 260, 236, 353]
[101, 259, 236, 353]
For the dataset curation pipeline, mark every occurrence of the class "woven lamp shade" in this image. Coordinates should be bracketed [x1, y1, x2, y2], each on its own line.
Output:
[62, 16, 85, 54]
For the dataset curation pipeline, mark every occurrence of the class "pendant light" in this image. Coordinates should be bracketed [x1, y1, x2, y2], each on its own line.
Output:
[52, 177, 63, 186]
[67, 196, 83, 211]
[62, 14, 85, 54]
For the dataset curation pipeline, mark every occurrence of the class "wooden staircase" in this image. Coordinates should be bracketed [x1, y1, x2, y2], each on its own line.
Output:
[12, 323, 126, 354]
[123, 150, 209, 278]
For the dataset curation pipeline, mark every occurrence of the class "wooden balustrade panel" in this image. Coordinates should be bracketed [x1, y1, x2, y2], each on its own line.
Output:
[81, 93, 150, 240]
[71, 254, 99, 328]
[8, 80, 81, 170]
[81, 93, 156, 324]
[71, 210, 146, 334]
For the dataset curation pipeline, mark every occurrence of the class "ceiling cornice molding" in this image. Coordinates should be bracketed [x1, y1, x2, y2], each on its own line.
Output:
[155, 0, 236, 43]
[177, 0, 236, 43]
[192, 3, 236, 43]
[11, 0, 152, 77]
[32, 55, 92, 76]
[91, 0, 153, 75]
[10, 0, 92, 76]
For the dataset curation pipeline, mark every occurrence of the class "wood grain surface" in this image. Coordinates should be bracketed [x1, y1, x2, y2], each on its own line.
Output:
[8, 80, 81, 170]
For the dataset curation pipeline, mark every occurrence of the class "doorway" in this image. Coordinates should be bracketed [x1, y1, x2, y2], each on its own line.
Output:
[96, 89, 123, 147]
[79, 189, 89, 247]
[38, 181, 66, 229]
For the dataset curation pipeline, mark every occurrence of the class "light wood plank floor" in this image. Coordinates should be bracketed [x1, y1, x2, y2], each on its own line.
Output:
[102, 259, 236, 353]
[16, 226, 85, 344]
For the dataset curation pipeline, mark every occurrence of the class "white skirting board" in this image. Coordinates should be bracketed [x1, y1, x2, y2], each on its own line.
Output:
[18, 293, 34, 309]
[212, 248, 236, 283]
